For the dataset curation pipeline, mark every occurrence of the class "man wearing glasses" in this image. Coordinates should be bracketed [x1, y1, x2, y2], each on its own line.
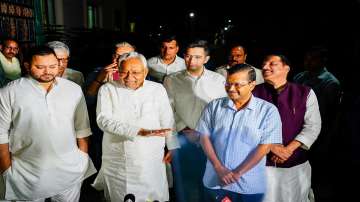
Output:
[163, 40, 226, 202]
[196, 63, 282, 202]
[0, 38, 21, 87]
[92, 52, 179, 202]
[46, 41, 85, 87]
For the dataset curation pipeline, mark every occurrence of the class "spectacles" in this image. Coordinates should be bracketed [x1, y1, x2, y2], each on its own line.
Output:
[4, 46, 19, 51]
[118, 71, 143, 77]
[224, 81, 251, 88]
[57, 57, 70, 63]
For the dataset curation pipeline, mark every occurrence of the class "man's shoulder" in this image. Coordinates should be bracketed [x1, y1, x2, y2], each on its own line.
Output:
[57, 77, 83, 91]
[252, 96, 279, 114]
[205, 69, 226, 81]
[1, 77, 25, 91]
[147, 56, 159, 65]
[144, 80, 165, 90]
[165, 70, 186, 80]
[215, 64, 228, 71]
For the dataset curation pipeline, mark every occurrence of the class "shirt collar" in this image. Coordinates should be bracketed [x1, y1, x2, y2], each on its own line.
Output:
[158, 55, 179, 65]
[183, 66, 208, 79]
[223, 95, 256, 111]
[27, 76, 59, 93]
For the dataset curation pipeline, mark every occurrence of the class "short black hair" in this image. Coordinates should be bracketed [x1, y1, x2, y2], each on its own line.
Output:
[227, 63, 256, 82]
[265, 54, 291, 66]
[160, 34, 178, 44]
[24, 46, 56, 63]
[186, 40, 210, 56]
[1, 37, 18, 46]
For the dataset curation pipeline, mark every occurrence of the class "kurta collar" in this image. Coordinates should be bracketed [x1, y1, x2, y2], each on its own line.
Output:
[27, 76, 59, 94]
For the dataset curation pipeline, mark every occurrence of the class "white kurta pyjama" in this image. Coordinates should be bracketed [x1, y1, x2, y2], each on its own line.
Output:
[92, 80, 180, 202]
[0, 77, 96, 201]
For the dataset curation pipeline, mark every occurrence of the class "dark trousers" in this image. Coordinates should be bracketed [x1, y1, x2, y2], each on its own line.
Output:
[204, 187, 264, 202]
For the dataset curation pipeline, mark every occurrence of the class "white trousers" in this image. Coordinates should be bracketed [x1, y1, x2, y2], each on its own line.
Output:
[0, 182, 82, 202]
[263, 161, 312, 202]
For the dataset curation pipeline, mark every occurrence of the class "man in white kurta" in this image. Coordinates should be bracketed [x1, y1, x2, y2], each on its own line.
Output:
[0, 46, 96, 201]
[147, 35, 186, 83]
[163, 40, 227, 202]
[92, 52, 179, 202]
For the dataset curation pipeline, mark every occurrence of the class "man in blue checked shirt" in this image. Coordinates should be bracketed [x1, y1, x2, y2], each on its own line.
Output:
[196, 63, 282, 202]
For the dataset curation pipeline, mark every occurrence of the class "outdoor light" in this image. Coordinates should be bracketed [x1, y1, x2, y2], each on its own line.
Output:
[189, 12, 195, 18]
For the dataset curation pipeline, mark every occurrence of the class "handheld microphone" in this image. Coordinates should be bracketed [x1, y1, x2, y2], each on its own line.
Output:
[124, 193, 135, 202]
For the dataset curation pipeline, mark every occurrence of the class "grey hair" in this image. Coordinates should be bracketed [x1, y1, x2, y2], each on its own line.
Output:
[115, 41, 135, 50]
[118, 51, 147, 69]
[46, 41, 70, 56]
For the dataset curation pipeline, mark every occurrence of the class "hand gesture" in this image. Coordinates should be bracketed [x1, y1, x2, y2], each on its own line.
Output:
[138, 128, 172, 137]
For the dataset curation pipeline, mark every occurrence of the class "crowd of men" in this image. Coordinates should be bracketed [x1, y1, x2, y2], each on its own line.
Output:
[0, 35, 344, 202]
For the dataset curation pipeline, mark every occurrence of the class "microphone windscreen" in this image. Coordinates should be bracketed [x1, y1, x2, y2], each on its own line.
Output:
[124, 193, 135, 202]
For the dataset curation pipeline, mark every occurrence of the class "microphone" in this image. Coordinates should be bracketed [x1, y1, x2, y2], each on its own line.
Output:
[124, 193, 135, 202]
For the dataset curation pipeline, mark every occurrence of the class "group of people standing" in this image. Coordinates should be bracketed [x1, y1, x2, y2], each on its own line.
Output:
[0, 35, 341, 202]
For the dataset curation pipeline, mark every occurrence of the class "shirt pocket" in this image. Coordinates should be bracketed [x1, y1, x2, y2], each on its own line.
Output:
[240, 126, 263, 147]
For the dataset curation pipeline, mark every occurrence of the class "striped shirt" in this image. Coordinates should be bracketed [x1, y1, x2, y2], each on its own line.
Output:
[196, 95, 282, 194]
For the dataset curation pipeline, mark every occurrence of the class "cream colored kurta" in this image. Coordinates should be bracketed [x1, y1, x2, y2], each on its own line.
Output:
[0, 77, 96, 201]
[92, 80, 179, 202]
[163, 69, 227, 131]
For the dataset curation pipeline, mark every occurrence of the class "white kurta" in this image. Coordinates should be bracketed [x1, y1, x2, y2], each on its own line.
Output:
[0, 77, 96, 201]
[147, 55, 186, 82]
[92, 80, 180, 202]
[163, 69, 227, 131]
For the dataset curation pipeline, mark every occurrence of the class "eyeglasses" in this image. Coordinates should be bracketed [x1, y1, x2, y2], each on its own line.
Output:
[4, 46, 19, 51]
[57, 57, 70, 63]
[118, 70, 143, 77]
[224, 81, 251, 88]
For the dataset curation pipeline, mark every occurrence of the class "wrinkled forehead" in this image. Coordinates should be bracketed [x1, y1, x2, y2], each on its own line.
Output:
[120, 57, 145, 70]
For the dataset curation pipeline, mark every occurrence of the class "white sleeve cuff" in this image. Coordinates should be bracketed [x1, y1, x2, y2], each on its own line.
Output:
[76, 128, 92, 138]
[295, 135, 311, 150]
[166, 132, 180, 150]
[0, 133, 9, 144]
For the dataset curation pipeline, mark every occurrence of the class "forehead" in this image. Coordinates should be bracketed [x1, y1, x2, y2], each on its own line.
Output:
[162, 40, 177, 47]
[116, 46, 134, 55]
[227, 70, 249, 81]
[4, 40, 18, 47]
[230, 46, 245, 54]
[121, 57, 144, 70]
[54, 49, 68, 57]
[31, 54, 58, 65]
[265, 55, 282, 63]
[186, 47, 205, 55]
